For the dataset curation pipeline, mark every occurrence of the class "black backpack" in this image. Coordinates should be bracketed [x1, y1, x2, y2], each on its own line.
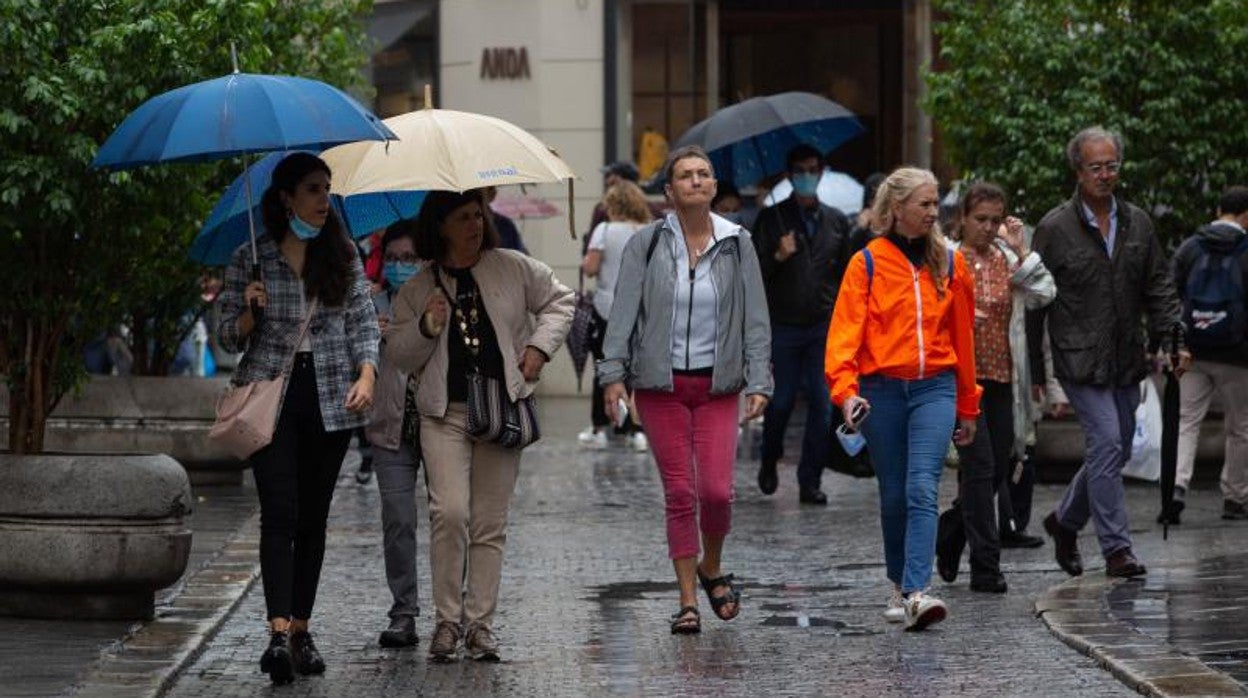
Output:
[1182, 236, 1248, 351]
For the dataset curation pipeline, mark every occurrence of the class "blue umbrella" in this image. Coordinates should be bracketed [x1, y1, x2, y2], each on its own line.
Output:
[191, 151, 426, 265]
[674, 92, 864, 187]
[93, 66, 396, 277]
[92, 73, 395, 170]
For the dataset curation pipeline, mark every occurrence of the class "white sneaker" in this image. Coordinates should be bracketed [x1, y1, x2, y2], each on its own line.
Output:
[577, 428, 608, 450]
[903, 591, 948, 631]
[630, 432, 649, 452]
[883, 587, 905, 623]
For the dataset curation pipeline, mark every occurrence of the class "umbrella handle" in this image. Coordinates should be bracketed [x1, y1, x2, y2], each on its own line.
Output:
[250, 264, 264, 323]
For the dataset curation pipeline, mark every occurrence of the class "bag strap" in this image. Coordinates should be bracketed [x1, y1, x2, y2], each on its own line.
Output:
[863, 248, 874, 296]
[282, 298, 318, 376]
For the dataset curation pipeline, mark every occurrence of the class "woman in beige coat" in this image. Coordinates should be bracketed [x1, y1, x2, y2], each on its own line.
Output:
[386, 190, 574, 663]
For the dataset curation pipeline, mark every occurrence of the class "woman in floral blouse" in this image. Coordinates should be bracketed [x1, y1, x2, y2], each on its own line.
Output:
[935, 182, 1055, 593]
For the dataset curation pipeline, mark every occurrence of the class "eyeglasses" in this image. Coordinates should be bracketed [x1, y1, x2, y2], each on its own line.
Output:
[1084, 161, 1121, 176]
[384, 253, 420, 264]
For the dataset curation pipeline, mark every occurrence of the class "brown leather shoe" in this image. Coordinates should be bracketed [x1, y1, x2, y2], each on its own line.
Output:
[1105, 548, 1147, 578]
[1043, 512, 1083, 577]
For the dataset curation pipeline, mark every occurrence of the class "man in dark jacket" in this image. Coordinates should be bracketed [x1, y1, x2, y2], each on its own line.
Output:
[1028, 126, 1188, 579]
[752, 144, 851, 504]
[1163, 185, 1248, 524]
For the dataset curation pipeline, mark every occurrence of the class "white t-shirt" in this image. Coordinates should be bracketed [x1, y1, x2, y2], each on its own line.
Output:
[588, 221, 644, 318]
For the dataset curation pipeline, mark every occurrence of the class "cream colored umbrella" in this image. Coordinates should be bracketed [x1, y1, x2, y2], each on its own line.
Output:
[321, 87, 579, 235]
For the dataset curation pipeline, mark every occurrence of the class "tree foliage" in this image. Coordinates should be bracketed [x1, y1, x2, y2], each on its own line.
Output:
[926, 0, 1248, 244]
[0, 0, 374, 452]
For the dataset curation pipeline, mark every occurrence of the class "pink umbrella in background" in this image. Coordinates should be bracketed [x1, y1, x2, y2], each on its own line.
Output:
[490, 193, 562, 220]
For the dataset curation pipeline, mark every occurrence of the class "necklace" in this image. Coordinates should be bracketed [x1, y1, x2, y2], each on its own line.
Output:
[453, 287, 481, 355]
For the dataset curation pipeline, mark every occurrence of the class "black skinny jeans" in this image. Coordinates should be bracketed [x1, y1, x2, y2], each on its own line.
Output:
[250, 353, 351, 621]
[951, 379, 1015, 579]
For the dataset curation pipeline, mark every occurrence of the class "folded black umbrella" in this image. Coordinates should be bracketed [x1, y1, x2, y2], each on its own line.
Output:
[1160, 324, 1182, 540]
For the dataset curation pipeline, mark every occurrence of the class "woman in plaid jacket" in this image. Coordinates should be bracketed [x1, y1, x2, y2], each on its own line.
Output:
[217, 152, 379, 684]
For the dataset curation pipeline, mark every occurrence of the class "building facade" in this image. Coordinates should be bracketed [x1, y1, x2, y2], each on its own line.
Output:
[368, 0, 935, 396]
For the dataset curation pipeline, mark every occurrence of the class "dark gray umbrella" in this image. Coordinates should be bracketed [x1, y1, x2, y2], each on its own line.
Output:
[674, 92, 863, 186]
[1160, 324, 1183, 540]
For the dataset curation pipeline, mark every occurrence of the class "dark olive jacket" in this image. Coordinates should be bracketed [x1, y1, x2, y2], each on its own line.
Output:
[1027, 193, 1184, 388]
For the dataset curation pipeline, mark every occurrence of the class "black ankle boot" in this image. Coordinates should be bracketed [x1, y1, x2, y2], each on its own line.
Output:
[290, 630, 326, 675]
[259, 631, 294, 685]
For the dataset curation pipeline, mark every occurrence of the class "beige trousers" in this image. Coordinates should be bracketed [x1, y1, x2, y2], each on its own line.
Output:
[420, 403, 522, 627]
[1176, 360, 1248, 504]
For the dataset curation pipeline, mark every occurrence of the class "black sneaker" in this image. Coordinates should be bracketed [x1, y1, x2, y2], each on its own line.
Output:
[1223, 500, 1248, 520]
[379, 615, 418, 648]
[259, 631, 294, 685]
[289, 630, 325, 675]
[1000, 530, 1045, 549]
[355, 456, 374, 484]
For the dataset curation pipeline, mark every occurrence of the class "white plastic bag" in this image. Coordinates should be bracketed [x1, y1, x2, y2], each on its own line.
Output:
[1123, 378, 1162, 482]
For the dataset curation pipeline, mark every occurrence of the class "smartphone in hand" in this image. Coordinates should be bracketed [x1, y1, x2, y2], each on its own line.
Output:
[615, 397, 630, 429]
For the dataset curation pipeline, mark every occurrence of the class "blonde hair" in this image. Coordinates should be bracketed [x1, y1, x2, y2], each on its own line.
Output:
[870, 167, 951, 296]
[604, 180, 652, 224]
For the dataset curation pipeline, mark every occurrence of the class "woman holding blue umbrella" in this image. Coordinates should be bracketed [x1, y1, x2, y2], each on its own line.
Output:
[216, 152, 380, 684]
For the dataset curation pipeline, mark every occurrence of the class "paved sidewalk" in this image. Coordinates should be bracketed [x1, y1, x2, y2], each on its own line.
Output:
[164, 399, 1147, 697]
[0, 482, 257, 698]
[1037, 487, 1248, 697]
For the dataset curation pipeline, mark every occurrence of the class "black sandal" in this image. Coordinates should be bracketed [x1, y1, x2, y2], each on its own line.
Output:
[670, 606, 701, 634]
[697, 569, 741, 621]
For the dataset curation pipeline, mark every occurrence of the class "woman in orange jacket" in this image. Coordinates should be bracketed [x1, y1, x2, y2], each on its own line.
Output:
[825, 167, 981, 631]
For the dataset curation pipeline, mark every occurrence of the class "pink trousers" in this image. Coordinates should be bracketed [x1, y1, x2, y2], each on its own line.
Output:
[634, 376, 739, 559]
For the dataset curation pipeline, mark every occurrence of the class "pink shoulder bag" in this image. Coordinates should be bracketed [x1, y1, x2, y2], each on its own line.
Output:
[209, 300, 317, 460]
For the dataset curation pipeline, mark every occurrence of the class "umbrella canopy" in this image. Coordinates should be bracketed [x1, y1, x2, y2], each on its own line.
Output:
[674, 92, 864, 187]
[190, 151, 426, 265]
[320, 108, 575, 195]
[764, 168, 865, 214]
[92, 73, 396, 170]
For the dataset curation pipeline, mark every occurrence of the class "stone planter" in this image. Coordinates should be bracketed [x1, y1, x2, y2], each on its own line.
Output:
[0, 453, 192, 620]
[0, 376, 245, 485]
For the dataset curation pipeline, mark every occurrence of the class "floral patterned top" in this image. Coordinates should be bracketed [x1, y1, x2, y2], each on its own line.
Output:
[962, 243, 1013, 383]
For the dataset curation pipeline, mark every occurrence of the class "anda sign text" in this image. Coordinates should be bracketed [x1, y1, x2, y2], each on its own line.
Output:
[480, 47, 531, 80]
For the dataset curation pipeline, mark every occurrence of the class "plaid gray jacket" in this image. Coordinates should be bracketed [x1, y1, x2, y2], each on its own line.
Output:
[217, 235, 380, 432]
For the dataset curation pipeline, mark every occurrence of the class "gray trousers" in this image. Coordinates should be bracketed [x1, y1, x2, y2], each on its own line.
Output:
[1055, 381, 1140, 558]
[374, 441, 422, 619]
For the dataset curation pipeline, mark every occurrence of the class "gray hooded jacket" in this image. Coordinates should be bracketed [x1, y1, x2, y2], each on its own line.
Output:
[597, 213, 773, 397]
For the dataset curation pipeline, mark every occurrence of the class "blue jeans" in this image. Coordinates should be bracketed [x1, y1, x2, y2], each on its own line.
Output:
[761, 323, 833, 490]
[1054, 382, 1139, 557]
[859, 371, 957, 593]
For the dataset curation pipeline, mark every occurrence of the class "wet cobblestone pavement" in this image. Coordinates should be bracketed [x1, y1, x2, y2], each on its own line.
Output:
[161, 399, 1162, 697]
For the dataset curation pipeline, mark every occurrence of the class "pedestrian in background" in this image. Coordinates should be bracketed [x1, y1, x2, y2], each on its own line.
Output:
[216, 152, 379, 684]
[364, 220, 425, 649]
[386, 190, 573, 663]
[848, 172, 887, 255]
[752, 143, 852, 505]
[483, 185, 529, 254]
[825, 166, 979, 630]
[579, 180, 652, 451]
[599, 146, 772, 634]
[935, 182, 1054, 594]
[1029, 126, 1187, 579]
[1164, 185, 1248, 524]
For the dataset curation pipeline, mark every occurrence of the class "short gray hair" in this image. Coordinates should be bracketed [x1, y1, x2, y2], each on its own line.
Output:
[1066, 126, 1123, 171]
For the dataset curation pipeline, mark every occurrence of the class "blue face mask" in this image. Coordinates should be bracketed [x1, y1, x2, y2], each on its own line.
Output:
[289, 213, 322, 240]
[836, 423, 867, 457]
[383, 260, 421, 289]
[791, 172, 821, 198]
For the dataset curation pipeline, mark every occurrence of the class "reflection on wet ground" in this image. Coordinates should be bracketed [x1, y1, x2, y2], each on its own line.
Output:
[1108, 555, 1248, 685]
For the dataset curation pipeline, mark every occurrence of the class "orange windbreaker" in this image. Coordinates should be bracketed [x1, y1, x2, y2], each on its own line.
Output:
[825, 237, 982, 420]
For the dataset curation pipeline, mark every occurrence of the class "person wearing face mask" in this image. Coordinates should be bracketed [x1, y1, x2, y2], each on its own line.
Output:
[362, 219, 426, 649]
[216, 152, 379, 683]
[711, 183, 744, 225]
[751, 144, 852, 505]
